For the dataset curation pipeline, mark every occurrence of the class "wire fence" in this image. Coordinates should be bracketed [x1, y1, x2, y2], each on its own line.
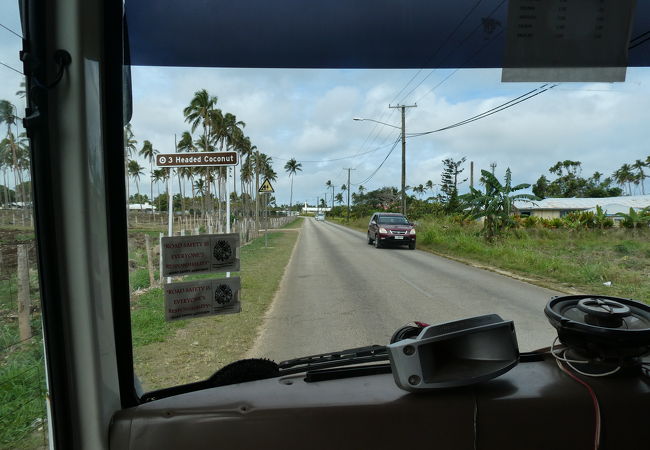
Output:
[0, 237, 48, 450]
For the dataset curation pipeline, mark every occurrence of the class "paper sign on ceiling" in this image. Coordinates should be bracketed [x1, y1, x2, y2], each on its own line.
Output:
[502, 0, 635, 82]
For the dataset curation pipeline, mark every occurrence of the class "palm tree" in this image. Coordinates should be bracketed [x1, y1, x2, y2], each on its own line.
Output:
[139, 140, 158, 208]
[184, 90, 217, 222]
[632, 159, 647, 195]
[194, 178, 206, 216]
[358, 185, 366, 195]
[0, 138, 12, 206]
[284, 158, 302, 214]
[252, 151, 272, 226]
[240, 154, 254, 217]
[151, 169, 168, 212]
[335, 193, 344, 205]
[184, 89, 217, 138]
[123, 124, 137, 202]
[2, 131, 28, 205]
[425, 180, 434, 197]
[127, 160, 145, 209]
[325, 180, 334, 208]
[0, 101, 17, 130]
[613, 164, 635, 195]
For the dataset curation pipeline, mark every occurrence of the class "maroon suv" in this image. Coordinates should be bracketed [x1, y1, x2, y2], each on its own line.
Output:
[367, 212, 416, 249]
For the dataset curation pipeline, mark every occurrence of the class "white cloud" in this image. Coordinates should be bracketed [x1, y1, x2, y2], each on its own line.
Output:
[125, 65, 650, 204]
[3, 0, 649, 206]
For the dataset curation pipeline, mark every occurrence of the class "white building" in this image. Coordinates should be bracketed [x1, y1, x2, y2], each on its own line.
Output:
[128, 203, 157, 211]
[514, 195, 650, 219]
[301, 202, 332, 213]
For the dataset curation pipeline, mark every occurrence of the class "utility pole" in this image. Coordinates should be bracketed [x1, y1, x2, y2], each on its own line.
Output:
[470, 161, 474, 189]
[490, 162, 497, 175]
[343, 168, 355, 221]
[389, 103, 417, 215]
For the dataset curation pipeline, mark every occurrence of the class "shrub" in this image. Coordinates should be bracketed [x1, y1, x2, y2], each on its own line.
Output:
[522, 216, 540, 228]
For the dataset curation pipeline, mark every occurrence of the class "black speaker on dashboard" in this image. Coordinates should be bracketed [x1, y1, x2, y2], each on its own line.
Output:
[545, 295, 650, 373]
[387, 314, 519, 391]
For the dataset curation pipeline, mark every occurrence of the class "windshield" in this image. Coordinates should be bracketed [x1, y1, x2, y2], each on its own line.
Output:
[378, 216, 410, 225]
[119, 2, 650, 394]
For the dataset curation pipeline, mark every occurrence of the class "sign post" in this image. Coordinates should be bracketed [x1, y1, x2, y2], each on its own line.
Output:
[258, 178, 275, 248]
[157, 151, 239, 282]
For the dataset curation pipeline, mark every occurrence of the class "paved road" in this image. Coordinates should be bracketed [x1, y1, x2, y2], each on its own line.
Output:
[250, 218, 560, 362]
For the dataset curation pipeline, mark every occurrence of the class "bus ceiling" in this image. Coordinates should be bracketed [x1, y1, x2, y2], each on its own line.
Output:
[124, 0, 650, 82]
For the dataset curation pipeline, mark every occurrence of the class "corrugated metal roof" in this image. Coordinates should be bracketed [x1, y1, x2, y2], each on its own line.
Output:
[584, 203, 643, 215]
[514, 195, 650, 211]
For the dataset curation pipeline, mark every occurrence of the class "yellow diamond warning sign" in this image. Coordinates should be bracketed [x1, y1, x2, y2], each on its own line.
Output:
[258, 178, 274, 193]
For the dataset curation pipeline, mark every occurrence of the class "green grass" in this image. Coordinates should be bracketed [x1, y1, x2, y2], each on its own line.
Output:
[132, 229, 301, 390]
[413, 217, 650, 302]
[0, 339, 47, 449]
[131, 288, 187, 347]
[0, 266, 47, 449]
[281, 217, 304, 229]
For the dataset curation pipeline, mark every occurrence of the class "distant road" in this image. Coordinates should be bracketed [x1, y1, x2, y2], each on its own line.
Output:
[251, 217, 560, 362]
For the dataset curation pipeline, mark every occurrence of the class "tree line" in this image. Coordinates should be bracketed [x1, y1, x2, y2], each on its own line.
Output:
[125, 89, 302, 229]
[0, 98, 30, 207]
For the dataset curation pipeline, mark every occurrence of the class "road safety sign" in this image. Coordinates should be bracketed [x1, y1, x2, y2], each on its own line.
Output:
[258, 178, 274, 193]
[164, 277, 241, 322]
[161, 233, 240, 277]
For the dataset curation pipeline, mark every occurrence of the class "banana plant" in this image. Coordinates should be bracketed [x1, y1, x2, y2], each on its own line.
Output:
[461, 168, 538, 240]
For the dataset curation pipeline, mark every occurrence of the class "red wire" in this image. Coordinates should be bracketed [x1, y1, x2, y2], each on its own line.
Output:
[556, 359, 601, 450]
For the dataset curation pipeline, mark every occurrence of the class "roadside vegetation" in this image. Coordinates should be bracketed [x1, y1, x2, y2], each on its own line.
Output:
[132, 229, 301, 391]
[330, 214, 650, 303]
[327, 161, 650, 305]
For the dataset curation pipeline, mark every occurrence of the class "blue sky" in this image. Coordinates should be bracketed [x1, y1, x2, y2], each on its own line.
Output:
[2, 2, 650, 205]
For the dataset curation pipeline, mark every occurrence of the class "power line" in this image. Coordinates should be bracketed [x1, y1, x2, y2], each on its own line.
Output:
[390, 0, 486, 104]
[351, 136, 401, 186]
[271, 140, 397, 164]
[0, 22, 23, 39]
[414, 28, 505, 105]
[354, 0, 489, 167]
[408, 84, 556, 138]
[630, 30, 650, 44]
[0, 60, 23, 76]
[399, 0, 507, 105]
[629, 35, 650, 50]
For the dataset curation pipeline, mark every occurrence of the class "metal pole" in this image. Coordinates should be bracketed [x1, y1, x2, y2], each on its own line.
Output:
[226, 166, 231, 277]
[265, 193, 269, 247]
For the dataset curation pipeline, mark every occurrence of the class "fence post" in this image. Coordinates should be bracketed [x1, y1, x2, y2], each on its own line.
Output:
[17, 244, 32, 340]
[145, 234, 155, 287]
